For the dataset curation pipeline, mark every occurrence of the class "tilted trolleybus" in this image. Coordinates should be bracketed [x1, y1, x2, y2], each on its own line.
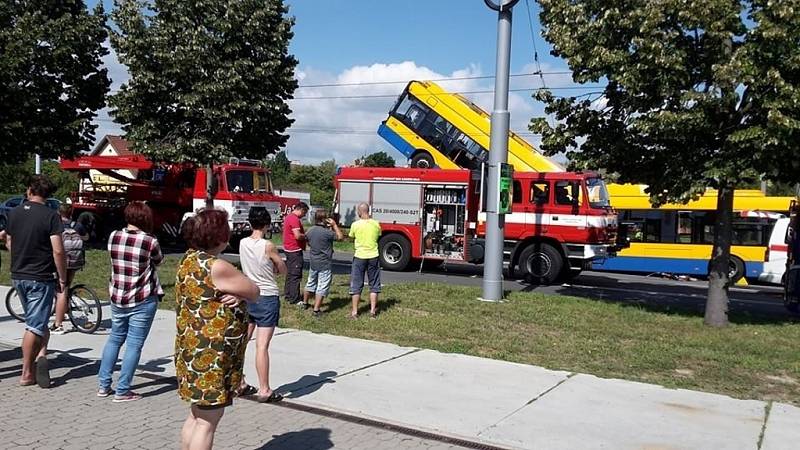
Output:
[377, 80, 794, 282]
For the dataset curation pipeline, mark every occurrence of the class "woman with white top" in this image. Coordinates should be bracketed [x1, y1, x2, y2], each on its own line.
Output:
[238, 207, 287, 402]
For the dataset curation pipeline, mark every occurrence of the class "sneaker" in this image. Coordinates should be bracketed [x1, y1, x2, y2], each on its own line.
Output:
[97, 388, 113, 398]
[113, 392, 143, 403]
[49, 324, 67, 335]
[296, 301, 309, 310]
[312, 310, 322, 318]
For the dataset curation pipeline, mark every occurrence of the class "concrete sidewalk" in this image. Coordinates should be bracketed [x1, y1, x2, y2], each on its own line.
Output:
[0, 285, 797, 450]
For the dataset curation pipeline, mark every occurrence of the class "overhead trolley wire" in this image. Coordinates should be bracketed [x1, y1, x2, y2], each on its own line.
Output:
[523, 0, 548, 90]
[294, 70, 573, 89]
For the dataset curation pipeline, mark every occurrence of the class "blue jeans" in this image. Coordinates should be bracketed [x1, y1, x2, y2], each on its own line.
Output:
[12, 279, 56, 337]
[98, 296, 158, 395]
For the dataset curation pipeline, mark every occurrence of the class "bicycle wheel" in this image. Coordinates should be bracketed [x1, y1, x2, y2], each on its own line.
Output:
[4, 288, 25, 322]
[67, 284, 102, 334]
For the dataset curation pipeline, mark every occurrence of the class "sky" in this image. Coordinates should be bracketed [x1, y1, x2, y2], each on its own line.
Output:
[87, 0, 598, 165]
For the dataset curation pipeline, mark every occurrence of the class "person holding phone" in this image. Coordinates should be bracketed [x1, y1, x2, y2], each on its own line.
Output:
[303, 209, 343, 316]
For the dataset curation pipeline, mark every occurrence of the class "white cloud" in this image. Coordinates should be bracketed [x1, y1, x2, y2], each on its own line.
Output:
[287, 60, 558, 165]
[91, 54, 570, 165]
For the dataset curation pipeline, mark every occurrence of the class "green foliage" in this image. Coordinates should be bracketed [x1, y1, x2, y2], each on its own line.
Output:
[286, 160, 336, 207]
[0, 1, 110, 164]
[266, 151, 291, 186]
[0, 158, 78, 201]
[358, 151, 396, 168]
[532, 1, 800, 326]
[532, 1, 800, 204]
[109, 0, 298, 164]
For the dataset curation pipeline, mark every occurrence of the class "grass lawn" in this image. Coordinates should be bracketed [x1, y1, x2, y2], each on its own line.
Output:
[2, 249, 799, 404]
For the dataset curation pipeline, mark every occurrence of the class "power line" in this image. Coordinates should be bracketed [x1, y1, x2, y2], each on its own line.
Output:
[289, 85, 603, 100]
[523, 0, 547, 90]
[294, 70, 572, 89]
[105, 71, 576, 94]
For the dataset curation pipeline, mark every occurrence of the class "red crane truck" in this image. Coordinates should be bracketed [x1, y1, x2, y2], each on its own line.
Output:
[59, 155, 299, 245]
[334, 167, 620, 284]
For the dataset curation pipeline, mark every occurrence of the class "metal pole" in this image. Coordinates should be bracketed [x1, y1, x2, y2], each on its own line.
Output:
[481, 0, 517, 302]
[35, 154, 41, 175]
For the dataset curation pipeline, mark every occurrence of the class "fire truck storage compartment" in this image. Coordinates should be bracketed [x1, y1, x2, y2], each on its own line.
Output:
[422, 186, 466, 260]
[338, 181, 422, 227]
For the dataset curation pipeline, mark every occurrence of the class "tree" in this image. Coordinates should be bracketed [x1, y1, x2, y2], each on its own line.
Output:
[110, 0, 298, 204]
[0, 157, 78, 201]
[287, 160, 336, 207]
[0, 1, 110, 164]
[267, 151, 291, 187]
[359, 151, 396, 168]
[531, 1, 800, 326]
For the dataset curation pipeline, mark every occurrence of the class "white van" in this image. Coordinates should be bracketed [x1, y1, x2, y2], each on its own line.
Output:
[759, 217, 790, 284]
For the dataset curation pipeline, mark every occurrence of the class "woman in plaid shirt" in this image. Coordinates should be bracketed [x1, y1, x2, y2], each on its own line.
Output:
[97, 201, 163, 402]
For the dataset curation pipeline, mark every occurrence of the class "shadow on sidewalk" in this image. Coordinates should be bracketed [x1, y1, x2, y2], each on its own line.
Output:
[256, 428, 333, 450]
[277, 370, 337, 399]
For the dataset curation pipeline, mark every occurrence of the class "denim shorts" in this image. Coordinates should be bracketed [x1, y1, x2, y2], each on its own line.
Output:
[248, 295, 280, 328]
[305, 268, 333, 297]
[349, 257, 381, 295]
[12, 279, 56, 337]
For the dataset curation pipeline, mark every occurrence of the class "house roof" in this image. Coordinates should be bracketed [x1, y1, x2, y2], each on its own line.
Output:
[90, 135, 134, 156]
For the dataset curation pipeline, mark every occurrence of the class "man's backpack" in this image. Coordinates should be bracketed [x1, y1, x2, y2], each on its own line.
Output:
[63, 221, 85, 270]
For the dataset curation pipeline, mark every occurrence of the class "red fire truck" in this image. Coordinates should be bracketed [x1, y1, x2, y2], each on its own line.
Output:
[334, 167, 620, 284]
[59, 155, 299, 245]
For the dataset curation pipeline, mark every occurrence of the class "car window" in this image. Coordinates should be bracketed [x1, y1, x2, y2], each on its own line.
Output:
[46, 199, 61, 210]
[6, 197, 23, 208]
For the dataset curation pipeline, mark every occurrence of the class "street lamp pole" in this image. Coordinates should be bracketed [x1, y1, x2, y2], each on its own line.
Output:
[481, 0, 519, 302]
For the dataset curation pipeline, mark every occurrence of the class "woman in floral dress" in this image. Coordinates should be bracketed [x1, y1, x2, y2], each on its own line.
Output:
[175, 209, 259, 450]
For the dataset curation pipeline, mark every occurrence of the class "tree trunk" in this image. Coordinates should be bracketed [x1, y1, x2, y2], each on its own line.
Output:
[705, 185, 733, 327]
[205, 165, 214, 208]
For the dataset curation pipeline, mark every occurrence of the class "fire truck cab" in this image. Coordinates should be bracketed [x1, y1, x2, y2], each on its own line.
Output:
[60, 155, 298, 244]
[334, 167, 619, 284]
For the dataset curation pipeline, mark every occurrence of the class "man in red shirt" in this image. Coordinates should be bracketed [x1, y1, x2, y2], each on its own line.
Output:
[283, 202, 308, 307]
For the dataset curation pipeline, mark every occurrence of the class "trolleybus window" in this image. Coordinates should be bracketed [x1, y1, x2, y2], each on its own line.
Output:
[391, 92, 489, 168]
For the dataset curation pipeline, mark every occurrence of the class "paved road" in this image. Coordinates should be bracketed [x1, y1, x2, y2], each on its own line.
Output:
[0, 344, 465, 450]
[210, 251, 793, 321]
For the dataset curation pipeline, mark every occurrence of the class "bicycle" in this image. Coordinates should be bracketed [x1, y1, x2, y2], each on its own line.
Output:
[5, 284, 103, 334]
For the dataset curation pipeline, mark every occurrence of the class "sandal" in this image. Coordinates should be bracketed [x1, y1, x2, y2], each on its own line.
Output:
[348, 313, 358, 320]
[235, 384, 258, 397]
[255, 391, 283, 403]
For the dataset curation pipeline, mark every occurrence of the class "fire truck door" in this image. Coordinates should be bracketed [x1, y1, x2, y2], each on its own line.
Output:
[505, 180, 529, 239]
[525, 181, 551, 234]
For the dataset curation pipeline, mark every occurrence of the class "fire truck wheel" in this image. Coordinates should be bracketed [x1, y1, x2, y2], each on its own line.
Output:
[519, 243, 563, 285]
[410, 152, 434, 169]
[379, 234, 411, 271]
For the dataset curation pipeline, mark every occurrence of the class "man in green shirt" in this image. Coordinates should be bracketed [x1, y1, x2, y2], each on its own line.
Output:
[348, 202, 382, 319]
